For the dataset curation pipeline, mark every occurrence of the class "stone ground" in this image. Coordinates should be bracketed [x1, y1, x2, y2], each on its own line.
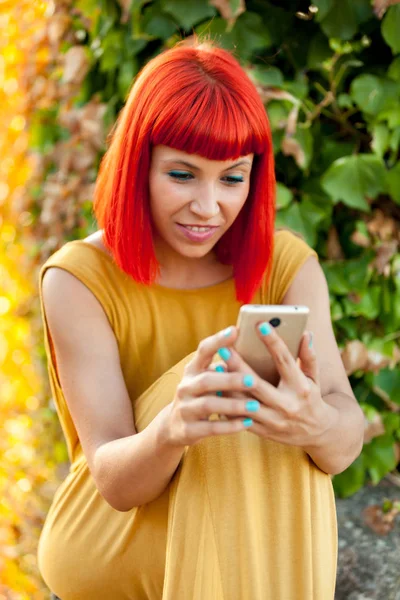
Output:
[335, 477, 400, 600]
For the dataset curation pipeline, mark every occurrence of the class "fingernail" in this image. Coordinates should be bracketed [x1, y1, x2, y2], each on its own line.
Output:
[246, 400, 259, 412]
[218, 347, 231, 361]
[243, 374, 254, 387]
[215, 365, 225, 372]
[243, 418, 253, 427]
[309, 332, 313, 349]
[216, 391, 223, 397]
[223, 326, 233, 337]
[259, 322, 271, 336]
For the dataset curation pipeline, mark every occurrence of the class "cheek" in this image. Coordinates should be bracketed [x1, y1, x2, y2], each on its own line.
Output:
[150, 178, 189, 218]
[224, 185, 250, 216]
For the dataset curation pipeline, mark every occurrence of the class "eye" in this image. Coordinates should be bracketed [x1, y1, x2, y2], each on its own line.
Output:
[223, 175, 244, 185]
[168, 170, 193, 181]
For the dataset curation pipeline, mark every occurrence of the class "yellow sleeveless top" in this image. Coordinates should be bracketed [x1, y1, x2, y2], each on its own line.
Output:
[37, 230, 337, 600]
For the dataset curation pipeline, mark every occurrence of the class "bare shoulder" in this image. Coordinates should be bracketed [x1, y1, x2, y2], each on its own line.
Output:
[83, 229, 113, 258]
[41, 266, 108, 337]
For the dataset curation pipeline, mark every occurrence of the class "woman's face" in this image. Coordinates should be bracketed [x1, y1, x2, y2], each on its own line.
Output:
[149, 145, 254, 260]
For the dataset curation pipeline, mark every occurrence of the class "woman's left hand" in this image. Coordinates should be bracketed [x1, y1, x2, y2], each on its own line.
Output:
[216, 324, 333, 449]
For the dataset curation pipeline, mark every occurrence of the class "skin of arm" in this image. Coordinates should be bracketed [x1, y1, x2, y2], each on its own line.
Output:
[42, 267, 186, 512]
[93, 405, 185, 511]
[282, 256, 365, 474]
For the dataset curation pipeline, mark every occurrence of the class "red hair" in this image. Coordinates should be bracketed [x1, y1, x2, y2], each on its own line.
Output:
[93, 39, 275, 303]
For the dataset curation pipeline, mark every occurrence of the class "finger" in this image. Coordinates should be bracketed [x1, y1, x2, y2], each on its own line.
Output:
[186, 326, 237, 375]
[256, 321, 305, 390]
[214, 346, 284, 410]
[189, 416, 254, 440]
[298, 331, 319, 386]
[178, 370, 258, 399]
[180, 395, 262, 421]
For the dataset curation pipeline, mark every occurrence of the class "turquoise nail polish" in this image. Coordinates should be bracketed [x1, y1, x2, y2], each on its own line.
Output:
[259, 322, 272, 336]
[246, 400, 259, 412]
[243, 418, 253, 427]
[216, 391, 223, 397]
[243, 374, 254, 388]
[309, 332, 313, 349]
[223, 326, 233, 337]
[218, 347, 231, 361]
[215, 365, 225, 372]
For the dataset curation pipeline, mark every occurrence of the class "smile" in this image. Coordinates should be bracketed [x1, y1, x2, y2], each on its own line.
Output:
[176, 223, 219, 242]
[181, 225, 213, 232]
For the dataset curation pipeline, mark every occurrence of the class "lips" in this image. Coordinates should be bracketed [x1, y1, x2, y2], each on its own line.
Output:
[178, 224, 218, 231]
[176, 223, 219, 242]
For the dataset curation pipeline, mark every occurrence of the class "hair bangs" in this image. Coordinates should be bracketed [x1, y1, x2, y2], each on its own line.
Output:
[151, 82, 267, 161]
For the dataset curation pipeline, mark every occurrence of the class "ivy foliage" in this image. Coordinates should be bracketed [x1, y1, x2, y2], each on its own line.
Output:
[33, 0, 400, 497]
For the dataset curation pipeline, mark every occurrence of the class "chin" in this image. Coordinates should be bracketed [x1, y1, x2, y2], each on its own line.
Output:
[170, 239, 216, 259]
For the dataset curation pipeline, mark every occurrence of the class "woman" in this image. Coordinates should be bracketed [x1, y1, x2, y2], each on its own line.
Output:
[37, 39, 364, 599]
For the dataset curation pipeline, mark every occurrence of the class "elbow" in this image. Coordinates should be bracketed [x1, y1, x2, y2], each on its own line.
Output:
[93, 446, 136, 512]
[98, 487, 135, 512]
[330, 434, 364, 476]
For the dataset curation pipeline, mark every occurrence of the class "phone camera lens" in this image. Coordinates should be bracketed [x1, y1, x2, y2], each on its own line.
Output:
[269, 317, 281, 328]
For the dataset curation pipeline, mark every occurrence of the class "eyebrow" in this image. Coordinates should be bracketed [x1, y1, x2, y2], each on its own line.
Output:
[162, 159, 252, 171]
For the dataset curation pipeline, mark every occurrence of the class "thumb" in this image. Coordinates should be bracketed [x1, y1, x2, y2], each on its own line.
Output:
[298, 331, 319, 386]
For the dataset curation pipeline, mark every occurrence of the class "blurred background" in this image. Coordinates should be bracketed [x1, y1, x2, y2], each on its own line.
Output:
[1, 0, 400, 598]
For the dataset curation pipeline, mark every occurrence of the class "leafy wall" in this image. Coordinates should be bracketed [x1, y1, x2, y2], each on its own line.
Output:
[2, 0, 400, 596]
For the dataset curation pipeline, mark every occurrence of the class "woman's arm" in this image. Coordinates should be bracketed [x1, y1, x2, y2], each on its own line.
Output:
[282, 256, 364, 474]
[42, 267, 186, 511]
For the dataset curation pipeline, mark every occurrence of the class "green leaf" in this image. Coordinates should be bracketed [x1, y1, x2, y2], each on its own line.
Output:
[322, 253, 373, 295]
[382, 5, 400, 55]
[266, 102, 289, 131]
[196, 12, 272, 59]
[388, 56, 400, 81]
[228, 11, 273, 57]
[276, 182, 293, 209]
[161, 0, 216, 30]
[275, 200, 319, 246]
[337, 93, 354, 109]
[378, 107, 400, 129]
[342, 286, 381, 319]
[363, 435, 397, 485]
[350, 74, 400, 116]
[333, 455, 365, 498]
[117, 59, 138, 99]
[386, 162, 400, 205]
[307, 32, 332, 69]
[382, 412, 400, 436]
[373, 368, 400, 405]
[275, 203, 307, 241]
[313, 0, 333, 22]
[142, 6, 177, 39]
[317, 0, 372, 41]
[371, 123, 390, 158]
[390, 127, 400, 152]
[250, 66, 284, 88]
[99, 30, 124, 72]
[283, 75, 309, 101]
[319, 140, 356, 172]
[321, 155, 386, 211]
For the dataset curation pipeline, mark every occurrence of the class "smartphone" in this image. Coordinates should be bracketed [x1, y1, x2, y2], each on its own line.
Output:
[235, 305, 309, 384]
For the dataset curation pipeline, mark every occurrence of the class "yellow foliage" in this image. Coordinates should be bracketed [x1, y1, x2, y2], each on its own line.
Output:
[0, 2, 66, 598]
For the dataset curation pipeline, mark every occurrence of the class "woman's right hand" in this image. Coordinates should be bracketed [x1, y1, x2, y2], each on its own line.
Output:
[162, 326, 259, 447]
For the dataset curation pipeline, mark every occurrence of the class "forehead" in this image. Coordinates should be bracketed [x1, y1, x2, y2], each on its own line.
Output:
[152, 144, 254, 168]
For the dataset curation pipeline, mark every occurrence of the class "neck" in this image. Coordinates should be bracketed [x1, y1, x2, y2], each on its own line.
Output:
[153, 238, 232, 289]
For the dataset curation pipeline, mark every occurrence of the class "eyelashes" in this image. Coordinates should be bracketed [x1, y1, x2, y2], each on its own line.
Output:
[168, 171, 245, 185]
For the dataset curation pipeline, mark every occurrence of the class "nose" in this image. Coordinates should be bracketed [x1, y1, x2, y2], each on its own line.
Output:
[190, 183, 219, 219]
